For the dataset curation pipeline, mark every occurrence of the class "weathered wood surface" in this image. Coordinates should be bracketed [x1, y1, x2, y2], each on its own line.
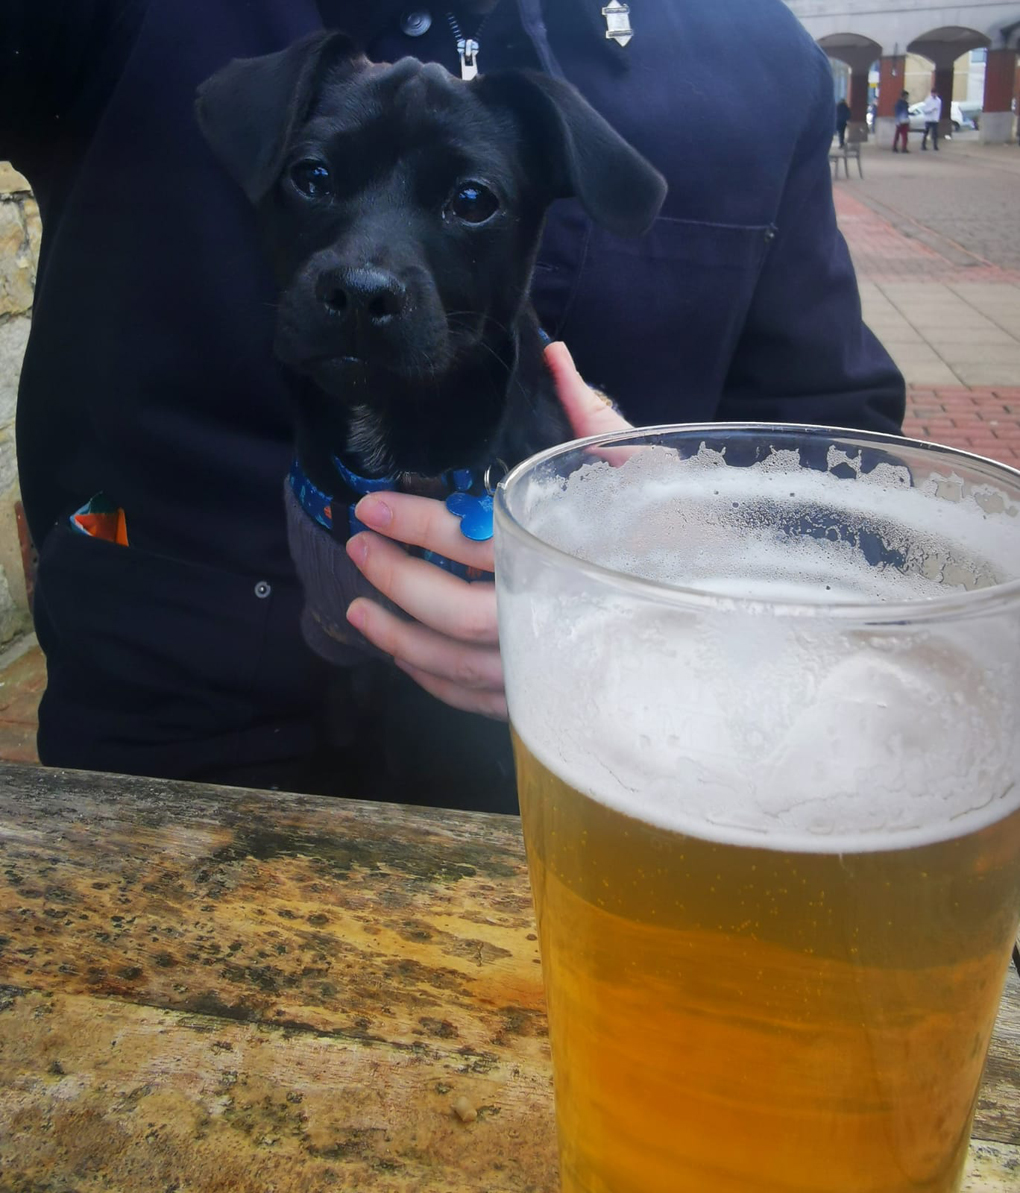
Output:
[0, 763, 554, 1191]
[962, 1141, 1020, 1192]
[979, 961, 1020, 1149]
[0, 761, 1017, 1192]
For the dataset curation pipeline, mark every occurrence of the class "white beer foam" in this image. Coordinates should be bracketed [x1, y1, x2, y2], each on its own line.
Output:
[503, 444, 1020, 853]
[517, 445, 1019, 606]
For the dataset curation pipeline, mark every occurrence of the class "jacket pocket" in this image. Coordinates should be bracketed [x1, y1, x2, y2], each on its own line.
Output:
[35, 522, 307, 730]
[557, 216, 776, 424]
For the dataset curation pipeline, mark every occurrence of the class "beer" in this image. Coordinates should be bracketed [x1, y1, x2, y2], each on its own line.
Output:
[514, 729, 1020, 1193]
[495, 426, 1020, 1193]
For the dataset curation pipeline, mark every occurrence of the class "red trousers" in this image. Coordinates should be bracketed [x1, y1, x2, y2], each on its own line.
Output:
[892, 122, 910, 150]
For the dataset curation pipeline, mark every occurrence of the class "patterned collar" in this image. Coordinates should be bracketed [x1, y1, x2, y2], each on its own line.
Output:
[288, 456, 498, 578]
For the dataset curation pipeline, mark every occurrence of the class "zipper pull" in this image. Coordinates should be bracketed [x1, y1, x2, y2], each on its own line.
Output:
[457, 37, 480, 80]
[602, 1, 634, 47]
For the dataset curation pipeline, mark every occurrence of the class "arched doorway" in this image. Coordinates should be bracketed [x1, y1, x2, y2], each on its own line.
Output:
[907, 27, 991, 139]
[817, 33, 882, 142]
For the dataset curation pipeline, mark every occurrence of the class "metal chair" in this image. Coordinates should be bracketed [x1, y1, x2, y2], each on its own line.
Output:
[829, 140, 863, 180]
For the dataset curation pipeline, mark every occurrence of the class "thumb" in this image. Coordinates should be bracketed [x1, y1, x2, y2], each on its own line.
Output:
[545, 341, 632, 440]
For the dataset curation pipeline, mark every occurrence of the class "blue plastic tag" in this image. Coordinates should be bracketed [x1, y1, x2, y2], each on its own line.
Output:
[445, 491, 494, 541]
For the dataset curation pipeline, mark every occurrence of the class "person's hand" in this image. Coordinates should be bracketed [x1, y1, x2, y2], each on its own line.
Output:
[345, 342, 631, 717]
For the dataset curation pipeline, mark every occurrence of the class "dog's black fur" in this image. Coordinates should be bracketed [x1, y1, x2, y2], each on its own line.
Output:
[194, 32, 665, 810]
[196, 31, 665, 491]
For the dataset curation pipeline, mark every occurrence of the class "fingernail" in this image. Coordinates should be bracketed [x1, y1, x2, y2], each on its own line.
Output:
[346, 535, 368, 566]
[355, 495, 392, 529]
[346, 602, 366, 631]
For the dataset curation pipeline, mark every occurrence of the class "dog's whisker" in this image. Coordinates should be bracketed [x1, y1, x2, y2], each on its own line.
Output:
[446, 311, 514, 340]
[444, 318, 513, 375]
[472, 339, 514, 376]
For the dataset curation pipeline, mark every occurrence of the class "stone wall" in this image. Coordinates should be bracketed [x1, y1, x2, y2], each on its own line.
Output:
[0, 162, 40, 645]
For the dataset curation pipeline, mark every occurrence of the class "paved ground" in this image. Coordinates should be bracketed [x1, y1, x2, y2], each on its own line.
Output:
[3, 138, 1020, 765]
[847, 134, 1020, 271]
[833, 138, 1020, 390]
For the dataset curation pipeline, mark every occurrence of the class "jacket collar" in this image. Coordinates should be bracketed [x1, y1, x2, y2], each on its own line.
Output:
[315, 0, 627, 76]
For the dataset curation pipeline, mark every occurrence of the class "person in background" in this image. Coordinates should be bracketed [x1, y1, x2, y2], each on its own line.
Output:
[835, 97, 851, 147]
[2, 0, 905, 811]
[921, 87, 942, 151]
[893, 90, 911, 153]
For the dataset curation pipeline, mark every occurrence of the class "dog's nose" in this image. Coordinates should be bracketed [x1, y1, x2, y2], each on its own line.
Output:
[316, 267, 408, 324]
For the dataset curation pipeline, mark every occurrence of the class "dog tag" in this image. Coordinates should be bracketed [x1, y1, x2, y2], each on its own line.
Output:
[446, 491, 493, 541]
[457, 37, 480, 80]
[602, 1, 633, 47]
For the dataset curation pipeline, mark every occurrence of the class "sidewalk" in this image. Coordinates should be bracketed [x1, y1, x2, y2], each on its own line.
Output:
[831, 137, 1020, 462]
[833, 165, 1020, 391]
[834, 184, 1020, 465]
[2, 156, 1019, 767]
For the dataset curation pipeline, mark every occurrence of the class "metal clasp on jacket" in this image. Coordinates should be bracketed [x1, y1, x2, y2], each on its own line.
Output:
[602, 1, 633, 47]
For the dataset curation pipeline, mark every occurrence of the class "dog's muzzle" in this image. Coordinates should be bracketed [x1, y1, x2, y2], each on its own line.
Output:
[315, 266, 409, 334]
[275, 256, 449, 383]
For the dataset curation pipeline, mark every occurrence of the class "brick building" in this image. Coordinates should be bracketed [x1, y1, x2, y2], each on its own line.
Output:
[784, 1, 1020, 145]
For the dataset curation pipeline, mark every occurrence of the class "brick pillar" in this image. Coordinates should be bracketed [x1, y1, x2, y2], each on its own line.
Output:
[846, 67, 870, 141]
[932, 64, 954, 138]
[875, 55, 906, 148]
[982, 48, 1019, 143]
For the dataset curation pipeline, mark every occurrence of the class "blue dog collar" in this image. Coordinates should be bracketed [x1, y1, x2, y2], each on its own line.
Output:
[331, 454, 400, 496]
[288, 460, 335, 532]
[288, 456, 496, 579]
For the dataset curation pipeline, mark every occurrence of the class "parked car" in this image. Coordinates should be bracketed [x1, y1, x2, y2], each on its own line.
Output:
[957, 104, 981, 130]
[908, 101, 972, 133]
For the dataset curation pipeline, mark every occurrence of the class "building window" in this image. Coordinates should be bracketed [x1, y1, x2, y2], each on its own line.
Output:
[971, 49, 987, 64]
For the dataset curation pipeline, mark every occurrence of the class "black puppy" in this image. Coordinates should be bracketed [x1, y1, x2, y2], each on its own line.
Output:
[196, 32, 665, 809]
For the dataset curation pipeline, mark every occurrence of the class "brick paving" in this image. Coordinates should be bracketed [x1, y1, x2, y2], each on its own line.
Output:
[833, 187, 1020, 284]
[842, 137, 1020, 273]
[903, 387, 1020, 466]
[2, 146, 1020, 765]
[832, 146, 1020, 393]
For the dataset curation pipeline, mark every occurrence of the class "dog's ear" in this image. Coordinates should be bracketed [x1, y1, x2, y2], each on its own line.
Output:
[196, 31, 363, 203]
[476, 71, 666, 237]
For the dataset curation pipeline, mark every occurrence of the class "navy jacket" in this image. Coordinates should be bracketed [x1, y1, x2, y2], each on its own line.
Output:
[2, 0, 904, 789]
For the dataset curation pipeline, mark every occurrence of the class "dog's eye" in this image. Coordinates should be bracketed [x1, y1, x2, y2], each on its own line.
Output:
[290, 160, 333, 198]
[447, 182, 499, 225]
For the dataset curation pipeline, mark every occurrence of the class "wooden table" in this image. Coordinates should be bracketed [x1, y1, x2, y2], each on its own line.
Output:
[0, 761, 1017, 1191]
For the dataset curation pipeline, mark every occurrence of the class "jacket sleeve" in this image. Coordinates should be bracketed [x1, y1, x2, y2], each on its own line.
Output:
[0, 1, 140, 168]
[717, 47, 905, 436]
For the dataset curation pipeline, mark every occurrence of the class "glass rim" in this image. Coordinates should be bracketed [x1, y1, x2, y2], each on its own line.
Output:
[494, 422, 1020, 624]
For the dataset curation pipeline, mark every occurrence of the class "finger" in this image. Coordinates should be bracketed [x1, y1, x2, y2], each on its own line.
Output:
[394, 660, 509, 721]
[346, 532, 499, 645]
[347, 596, 505, 691]
[353, 491, 494, 573]
[545, 341, 632, 439]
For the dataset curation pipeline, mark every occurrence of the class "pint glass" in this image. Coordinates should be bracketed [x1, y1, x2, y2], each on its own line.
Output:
[494, 425, 1020, 1193]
